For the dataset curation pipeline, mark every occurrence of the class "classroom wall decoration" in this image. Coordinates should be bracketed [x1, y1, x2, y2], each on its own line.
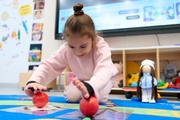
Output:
[28, 44, 42, 62]
[0, 0, 45, 83]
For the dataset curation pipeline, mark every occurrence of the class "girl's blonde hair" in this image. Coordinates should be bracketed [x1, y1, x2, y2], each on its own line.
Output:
[63, 3, 96, 41]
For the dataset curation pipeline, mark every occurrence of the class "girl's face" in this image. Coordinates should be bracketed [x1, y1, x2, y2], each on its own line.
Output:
[32, 32, 41, 41]
[35, 11, 42, 19]
[36, 2, 41, 9]
[66, 35, 93, 59]
[33, 23, 40, 31]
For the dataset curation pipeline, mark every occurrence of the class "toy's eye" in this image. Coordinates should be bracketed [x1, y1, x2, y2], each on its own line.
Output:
[127, 74, 132, 78]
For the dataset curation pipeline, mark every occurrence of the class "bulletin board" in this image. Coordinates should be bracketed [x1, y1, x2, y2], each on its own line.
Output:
[0, 0, 45, 83]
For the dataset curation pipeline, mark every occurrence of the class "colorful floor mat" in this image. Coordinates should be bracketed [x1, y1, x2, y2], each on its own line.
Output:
[0, 95, 179, 120]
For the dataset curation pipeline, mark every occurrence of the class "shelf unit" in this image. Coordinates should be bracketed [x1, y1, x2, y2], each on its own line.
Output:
[62, 46, 180, 98]
[111, 46, 180, 95]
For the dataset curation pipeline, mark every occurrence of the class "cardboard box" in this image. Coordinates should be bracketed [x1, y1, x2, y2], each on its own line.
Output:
[19, 72, 57, 89]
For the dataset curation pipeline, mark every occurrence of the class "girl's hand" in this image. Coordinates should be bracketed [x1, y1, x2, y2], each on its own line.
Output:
[72, 79, 90, 99]
[24, 83, 47, 97]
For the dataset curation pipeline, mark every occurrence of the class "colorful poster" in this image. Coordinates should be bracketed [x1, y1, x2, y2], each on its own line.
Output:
[144, 4, 174, 22]
[28, 44, 42, 62]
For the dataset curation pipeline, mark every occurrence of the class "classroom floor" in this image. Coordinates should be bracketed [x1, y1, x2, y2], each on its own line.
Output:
[0, 83, 180, 120]
[0, 83, 179, 103]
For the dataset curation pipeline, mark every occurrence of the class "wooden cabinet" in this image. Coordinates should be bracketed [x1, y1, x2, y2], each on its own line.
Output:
[19, 72, 57, 91]
[111, 46, 180, 93]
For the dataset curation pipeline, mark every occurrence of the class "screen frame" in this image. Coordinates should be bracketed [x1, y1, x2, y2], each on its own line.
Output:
[54, 0, 180, 40]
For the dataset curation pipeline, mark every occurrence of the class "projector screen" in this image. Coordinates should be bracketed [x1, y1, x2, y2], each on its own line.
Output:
[55, 0, 180, 39]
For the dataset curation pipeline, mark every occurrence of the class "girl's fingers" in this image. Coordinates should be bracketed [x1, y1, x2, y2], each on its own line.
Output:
[72, 79, 77, 85]
[76, 82, 89, 98]
[25, 83, 47, 92]
[41, 85, 47, 90]
[32, 84, 38, 91]
[84, 93, 90, 99]
[25, 83, 47, 97]
[72, 80, 90, 98]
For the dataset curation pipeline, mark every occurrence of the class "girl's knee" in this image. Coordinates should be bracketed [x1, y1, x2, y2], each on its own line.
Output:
[63, 87, 81, 102]
[63, 82, 81, 102]
[64, 92, 81, 102]
[99, 96, 108, 103]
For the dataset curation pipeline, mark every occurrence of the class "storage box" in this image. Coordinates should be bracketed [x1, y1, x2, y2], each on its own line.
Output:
[18, 72, 57, 89]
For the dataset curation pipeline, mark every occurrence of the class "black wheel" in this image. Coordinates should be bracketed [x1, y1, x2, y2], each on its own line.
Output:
[125, 91, 133, 99]
[177, 93, 180, 99]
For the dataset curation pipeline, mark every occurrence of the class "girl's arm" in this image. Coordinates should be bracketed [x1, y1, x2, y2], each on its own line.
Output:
[85, 37, 118, 100]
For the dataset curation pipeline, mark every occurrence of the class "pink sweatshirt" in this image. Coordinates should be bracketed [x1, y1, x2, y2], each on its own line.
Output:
[28, 36, 118, 97]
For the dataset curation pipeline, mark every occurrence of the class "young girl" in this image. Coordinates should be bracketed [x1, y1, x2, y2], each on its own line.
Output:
[32, 31, 42, 41]
[32, 23, 42, 32]
[34, 10, 43, 19]
[24, 3, 118, 103]
[34, 2, 44, 10]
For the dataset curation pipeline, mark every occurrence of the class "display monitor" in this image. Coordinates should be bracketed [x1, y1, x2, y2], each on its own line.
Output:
[55, 0, 180, 40]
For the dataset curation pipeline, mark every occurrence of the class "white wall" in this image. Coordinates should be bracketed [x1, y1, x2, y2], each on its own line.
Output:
[41, 0, 64, 60]
[0, 0, 40, 84]
[0, 0, 64, 84]
[104, 33, 180, 48]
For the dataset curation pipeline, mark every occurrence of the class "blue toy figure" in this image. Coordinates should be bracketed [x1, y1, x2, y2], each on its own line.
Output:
[137, 59, 158, 103]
